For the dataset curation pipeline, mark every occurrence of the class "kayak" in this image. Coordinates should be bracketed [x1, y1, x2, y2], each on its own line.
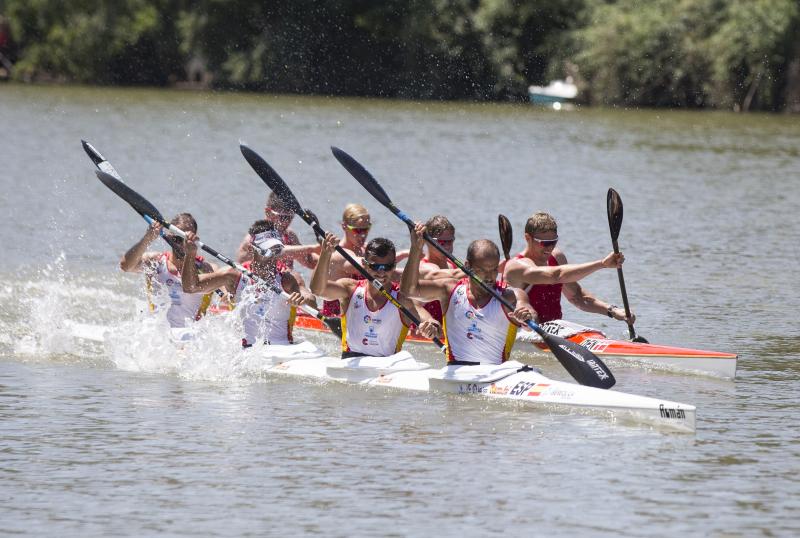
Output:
[293, 315, 738, 378]
[269, 353, 697, 433]
[63, 319, 696, 431]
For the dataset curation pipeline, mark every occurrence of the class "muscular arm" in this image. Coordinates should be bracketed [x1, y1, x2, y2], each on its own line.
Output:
[400, 223, 453, 306]
[310, 233, 355, 301]
[503, 248, 623, 289]
[120, 223, 161, 272]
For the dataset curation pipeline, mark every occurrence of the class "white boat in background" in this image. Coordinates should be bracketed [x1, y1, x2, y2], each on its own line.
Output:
[528, 77, 578, 109]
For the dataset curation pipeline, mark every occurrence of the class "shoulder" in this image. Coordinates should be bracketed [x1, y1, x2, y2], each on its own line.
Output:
[552, 248, 568, 264]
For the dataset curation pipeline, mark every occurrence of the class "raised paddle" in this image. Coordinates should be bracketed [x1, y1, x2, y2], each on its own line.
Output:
[239, 144, 448, 355]
[331, 146, 615, 389]
[607, 188, 647, 343]
[92, 169, 342, 338]
[83, 140, 180, 250]
[498, 214, 513, 261]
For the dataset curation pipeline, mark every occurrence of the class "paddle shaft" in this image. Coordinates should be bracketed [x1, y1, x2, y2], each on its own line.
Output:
[160, 221, 328, 322]
[610, 236, 637, 340]
[308, 220, 448, 353]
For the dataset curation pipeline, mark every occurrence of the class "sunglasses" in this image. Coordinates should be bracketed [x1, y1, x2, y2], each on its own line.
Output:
[532, 236, 558, 248]
[432, 236, 455, 246]
[365, 260, 395, 272]
[266, 209, 294, 221]
[344, 223, 372, 234]
[167, 235, 184, 244]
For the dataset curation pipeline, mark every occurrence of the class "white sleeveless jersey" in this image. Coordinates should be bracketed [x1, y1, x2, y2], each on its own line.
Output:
[341, 281, 408, 357]
[444, 278, 518, 365]
[234, 269, 295, 346]
[147, 253, 211, 329]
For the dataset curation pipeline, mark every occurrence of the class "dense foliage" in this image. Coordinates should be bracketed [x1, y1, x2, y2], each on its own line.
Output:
[2, 0, 798, 111]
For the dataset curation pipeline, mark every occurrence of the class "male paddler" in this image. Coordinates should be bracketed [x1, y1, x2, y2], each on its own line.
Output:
[311, 232, 439, 358]
[181, 220, 314, 347]
[402, 224, 536, 366]
[416, 215, 463, 323]
[319, 203, 409, 317]
[502, 211, 630, 324]
[119, 213, 216, 329]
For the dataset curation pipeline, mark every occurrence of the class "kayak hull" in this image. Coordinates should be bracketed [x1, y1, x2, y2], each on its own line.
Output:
[269, 355, 696, 433]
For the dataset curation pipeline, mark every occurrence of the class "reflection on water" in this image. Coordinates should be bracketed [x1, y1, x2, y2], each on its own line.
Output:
[1, 84, 799, 535]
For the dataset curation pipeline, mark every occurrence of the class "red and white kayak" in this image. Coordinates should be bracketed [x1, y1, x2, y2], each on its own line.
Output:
[293, 315, 738, 378]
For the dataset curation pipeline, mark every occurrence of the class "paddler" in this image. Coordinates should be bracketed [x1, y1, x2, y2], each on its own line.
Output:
[181, 220, 314, 347]
[502, 211, 631, 324]
[311, 231, 438, 359]
[319, 203, 409, 317]
[402, 224, 536, 365]
[416, 215, 463, 324]
[235, 192, 318, 270]
[119, 213, 217, 329]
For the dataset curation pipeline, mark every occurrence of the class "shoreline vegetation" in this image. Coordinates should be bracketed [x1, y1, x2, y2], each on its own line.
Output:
[2, 1, 799, 113]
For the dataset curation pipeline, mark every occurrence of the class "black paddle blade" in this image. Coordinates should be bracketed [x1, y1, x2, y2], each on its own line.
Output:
[541, 331, 616, 389]
[240, 144, 304, 217]
[632, 335, 649, 344]
[607, 188, 624, 242]
[331, 147, 395, 211]
[498, 214, 513, 261]
[95, 170, 165, 224]
[323, 317, 343, 339]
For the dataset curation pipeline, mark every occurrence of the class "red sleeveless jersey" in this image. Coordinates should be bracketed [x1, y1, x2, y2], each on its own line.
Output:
[516, 253, 562, 323]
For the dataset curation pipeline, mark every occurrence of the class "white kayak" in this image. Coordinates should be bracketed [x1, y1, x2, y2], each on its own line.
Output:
[64, 320, 696, 432]
[269, 353, 697, 433]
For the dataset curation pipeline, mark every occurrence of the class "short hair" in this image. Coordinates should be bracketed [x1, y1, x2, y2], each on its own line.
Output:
[525, 212, 558, 236]
[171, 213, 197, 233]
[342, 203, 369, 224]
[364, 237, 395, 259]
[266, 192, 291, 211]
[249, 219, 277, 236]
[466, 239, 500, 264]
[425, 215, 454, 237]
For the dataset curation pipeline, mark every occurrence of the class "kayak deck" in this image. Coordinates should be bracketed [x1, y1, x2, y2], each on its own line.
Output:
[294, 314, 738, 378]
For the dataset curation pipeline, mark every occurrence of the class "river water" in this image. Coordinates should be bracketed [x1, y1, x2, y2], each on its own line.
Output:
[1, 84, 798, 536]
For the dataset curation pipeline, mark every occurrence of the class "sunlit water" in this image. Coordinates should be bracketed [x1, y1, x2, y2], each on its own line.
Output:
[1, 85, 799, 536]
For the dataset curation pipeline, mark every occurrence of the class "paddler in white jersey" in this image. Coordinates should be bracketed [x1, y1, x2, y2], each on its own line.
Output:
[181, 220, 314, 347]
[402, 224, 536, 365]
[311, 232, 439, 359]
[119, 213, 216, 329]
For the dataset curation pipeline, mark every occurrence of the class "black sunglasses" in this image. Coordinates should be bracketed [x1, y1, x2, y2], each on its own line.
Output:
[365, 260, 395, 272]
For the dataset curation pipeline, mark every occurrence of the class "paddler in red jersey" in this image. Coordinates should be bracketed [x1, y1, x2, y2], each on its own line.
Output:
[311, 231, 438, 359]
[319, 203, 409, 317]
[416, 215, 463, 323]
[502, 211, 632, 324]
[235, 192, 318, 270]
[402, 224, 536, 366]
[119, 213, 218, 329]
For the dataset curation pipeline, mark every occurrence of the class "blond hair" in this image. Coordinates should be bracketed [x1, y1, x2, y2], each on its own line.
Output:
[525, 212, 558, 236]
[342, 203, 369, 224]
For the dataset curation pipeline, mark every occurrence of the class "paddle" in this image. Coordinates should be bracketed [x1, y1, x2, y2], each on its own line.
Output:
[239, 144, 448, 354]
[83, 140, 181, 250]
[498, 214, 513, 261]
[331, 147, 615, 389]
[607, 188, 647, 343]
[92, 168, 342, 338]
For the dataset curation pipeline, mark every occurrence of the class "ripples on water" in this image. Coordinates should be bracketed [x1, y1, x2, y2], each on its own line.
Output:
[1, 85, 799, 536]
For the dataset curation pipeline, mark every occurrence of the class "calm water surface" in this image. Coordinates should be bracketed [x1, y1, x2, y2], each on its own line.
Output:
[1, 85, 799, 536]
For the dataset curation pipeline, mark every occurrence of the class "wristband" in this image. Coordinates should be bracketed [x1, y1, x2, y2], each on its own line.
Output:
[607, 305, 618, 318]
